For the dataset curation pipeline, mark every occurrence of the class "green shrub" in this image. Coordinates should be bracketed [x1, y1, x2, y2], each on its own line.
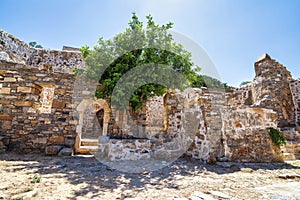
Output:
[267, 127, 287, 146]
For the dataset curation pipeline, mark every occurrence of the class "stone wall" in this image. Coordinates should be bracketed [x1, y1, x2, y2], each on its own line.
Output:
[290, 78, 300, 127]
[252, 54, 295, 127]
[0, 30, 30, 64]
[0, 30, 84, 155]
[227, 83, 252, 107]
[222, 107, 282, 162]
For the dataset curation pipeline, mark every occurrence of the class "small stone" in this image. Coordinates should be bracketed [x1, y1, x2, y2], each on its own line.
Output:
[208, 191, 230, 199]
[189, 191, 217, 200]
[240, 167, 254, 173]
[217, 156, 228, 162]
[277, 173, 300, 179]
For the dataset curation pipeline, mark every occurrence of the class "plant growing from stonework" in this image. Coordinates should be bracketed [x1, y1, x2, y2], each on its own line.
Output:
[267, 127, 287, 146]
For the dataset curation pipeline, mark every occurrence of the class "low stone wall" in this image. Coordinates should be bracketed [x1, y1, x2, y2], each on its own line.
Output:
[222, 107, 282, 162]
[27, 48, 84, 74]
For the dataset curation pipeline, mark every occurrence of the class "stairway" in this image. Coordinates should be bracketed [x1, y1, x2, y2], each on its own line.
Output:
[281, 140, 300, 161]
[280, 128, 300, 161]
[78, 138, 99, 154]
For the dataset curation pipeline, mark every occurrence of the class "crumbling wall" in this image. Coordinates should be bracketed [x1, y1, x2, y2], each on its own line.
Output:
[227, 83, 253, 107]
[252, 54, 294, 127]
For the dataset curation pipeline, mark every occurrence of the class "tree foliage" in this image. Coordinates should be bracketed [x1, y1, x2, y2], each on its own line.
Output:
[192, 74, 232, 90]
[83, 13, 198, 110]
[82, 13, 230, 110]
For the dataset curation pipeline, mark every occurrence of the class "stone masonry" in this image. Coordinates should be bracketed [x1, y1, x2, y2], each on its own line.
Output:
[0, 30, 84, 155]
[0, 30, 299, 162]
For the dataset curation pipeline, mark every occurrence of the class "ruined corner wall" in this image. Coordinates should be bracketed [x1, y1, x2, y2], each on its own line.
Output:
[0, 30, 84, 154]
[252, 54, 295, 127]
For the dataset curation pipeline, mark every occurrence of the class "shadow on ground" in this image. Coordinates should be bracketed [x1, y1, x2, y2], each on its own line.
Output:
[0, 152, 299, 199]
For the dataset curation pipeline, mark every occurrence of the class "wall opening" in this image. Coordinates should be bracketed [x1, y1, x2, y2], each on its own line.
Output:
[75, 99, 110, 153]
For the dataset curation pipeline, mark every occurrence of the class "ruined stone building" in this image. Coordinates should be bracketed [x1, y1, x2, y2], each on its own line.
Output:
[0, 30, 299, 162]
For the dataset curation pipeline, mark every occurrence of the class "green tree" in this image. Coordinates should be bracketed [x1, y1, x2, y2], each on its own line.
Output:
[192, 74, 232, 90]
[83, 13, 198, 110]
[79, 45, 91, 58]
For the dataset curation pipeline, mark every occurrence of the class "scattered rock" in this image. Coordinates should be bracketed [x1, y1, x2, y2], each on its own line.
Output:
[189, 191, 217, 200]
[240, 167, 254, 173]
[208, 191, 230, 199]
[277, 173, 300, 179]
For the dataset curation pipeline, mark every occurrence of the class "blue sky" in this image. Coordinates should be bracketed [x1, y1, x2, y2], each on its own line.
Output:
[0, 0, 299, 86]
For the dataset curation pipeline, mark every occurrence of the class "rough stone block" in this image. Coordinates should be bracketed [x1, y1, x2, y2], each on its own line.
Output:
[0, 114, 13, 120]
[0, 70, 7, 75]
[4, 77, 16, 82]
[48, 135, 65, 144]
[0, 99, 10, 105]
[0, 87, 10, 94]
[69, 120, 77, 125]
[17, 86, 32, 93]
[1, 121, 12, 129]
[14, 101, 32, 107]
[52, 101, 66, 108]
[45, 145, 63, 155]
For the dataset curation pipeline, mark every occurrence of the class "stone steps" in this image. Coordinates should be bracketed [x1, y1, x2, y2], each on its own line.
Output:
[81, 139, 98, 146]
[281, 140, 300, 161]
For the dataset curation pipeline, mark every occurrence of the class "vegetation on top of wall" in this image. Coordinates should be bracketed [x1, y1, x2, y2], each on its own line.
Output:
[267, 127, 287, 146]
[240, 81, 251, 87]
[192, 74, 233, 90]
[28, 41, 43, 49]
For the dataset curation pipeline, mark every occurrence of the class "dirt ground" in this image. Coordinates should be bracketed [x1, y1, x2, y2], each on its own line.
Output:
[0, 152, 300, 200]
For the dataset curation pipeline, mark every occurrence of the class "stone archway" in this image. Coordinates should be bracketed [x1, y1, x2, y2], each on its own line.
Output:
[75, 99, 110, 153]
